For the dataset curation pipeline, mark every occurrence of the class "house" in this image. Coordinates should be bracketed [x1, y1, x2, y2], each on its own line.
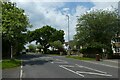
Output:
[111, 33, 120, 56]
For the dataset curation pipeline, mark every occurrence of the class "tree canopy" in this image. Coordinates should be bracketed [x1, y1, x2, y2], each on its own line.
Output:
[50, 40, 63, 50]
[28, 25, 65, 53]
[27, 44, 36, 52]
[2, 2, 31, 57]
[74, 10, 120, 54]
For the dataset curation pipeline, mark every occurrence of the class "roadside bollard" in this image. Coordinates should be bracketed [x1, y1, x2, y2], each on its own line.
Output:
[96, 54, 100, 61]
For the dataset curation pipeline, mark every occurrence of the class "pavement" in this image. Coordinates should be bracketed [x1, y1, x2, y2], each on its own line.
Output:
[2, 53, 120, 79]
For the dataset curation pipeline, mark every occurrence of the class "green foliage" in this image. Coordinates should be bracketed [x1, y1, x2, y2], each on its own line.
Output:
[28, 44, 36, 52]
[2, 2, 31, 57]
[29, 25, 65, 53]
[36, 44, 43, 49]
[80, 47, 102, 54]
[50, 40, 63, 50]
[69, 40, 77, 50]
[74, 9, 120, 54]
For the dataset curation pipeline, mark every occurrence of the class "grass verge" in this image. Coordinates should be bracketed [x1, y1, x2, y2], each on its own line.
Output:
[66, 56, 95, 60]
[0, 62, 1, 69]
[2, 59, 21, 69]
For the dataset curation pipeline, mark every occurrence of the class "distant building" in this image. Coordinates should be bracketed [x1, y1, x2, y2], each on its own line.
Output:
[111, 33, 120, 55]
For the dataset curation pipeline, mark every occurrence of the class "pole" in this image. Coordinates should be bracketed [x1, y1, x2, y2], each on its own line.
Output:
[66, 15, 70, 55]
[66, 15, 69, 47]
[11, 45, 13, 59]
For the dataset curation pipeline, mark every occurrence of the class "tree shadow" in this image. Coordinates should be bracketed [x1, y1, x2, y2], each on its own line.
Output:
[21, 54, 53, 66]
[22, 59, 53, 66]
[21, 53, 47, 60]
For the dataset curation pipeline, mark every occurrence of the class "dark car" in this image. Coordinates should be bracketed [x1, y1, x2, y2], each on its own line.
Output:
[22, 50, 26, 54]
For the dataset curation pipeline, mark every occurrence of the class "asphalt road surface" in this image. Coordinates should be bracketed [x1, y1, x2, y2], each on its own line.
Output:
[2, 53, 119, 79]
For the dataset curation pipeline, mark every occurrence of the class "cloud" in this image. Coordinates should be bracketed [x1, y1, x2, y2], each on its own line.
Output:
[91, 2, 118, 11]
[10, 0, 119, 42]
[15, 2, 69, 40]
[11, 0, 120, 2]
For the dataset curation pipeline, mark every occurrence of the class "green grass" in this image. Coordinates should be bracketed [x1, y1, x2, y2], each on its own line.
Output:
[66, 56, 95, 60]
[0, 62, 1, 69]
[2, 59, 21, 69]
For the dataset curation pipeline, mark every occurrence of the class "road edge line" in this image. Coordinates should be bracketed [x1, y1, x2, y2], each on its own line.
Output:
[20, 60, 23, 80]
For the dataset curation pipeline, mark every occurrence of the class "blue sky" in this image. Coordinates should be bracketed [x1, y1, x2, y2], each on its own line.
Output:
[56, 2, 94, 15]
[11, 0, 119, 44]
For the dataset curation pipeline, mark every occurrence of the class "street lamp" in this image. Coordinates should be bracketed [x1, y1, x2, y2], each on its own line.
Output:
[66, 15, 71, 56]
[66, 15, 70, 49]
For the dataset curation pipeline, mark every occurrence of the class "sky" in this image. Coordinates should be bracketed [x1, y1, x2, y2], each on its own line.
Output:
[10, 0, 119, 43]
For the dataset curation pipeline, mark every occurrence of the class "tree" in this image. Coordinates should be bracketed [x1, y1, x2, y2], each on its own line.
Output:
[74, 9, 120, 55]
[2, 2, 31, 58]
[29, 25, 65, 53]
[28, 44, 36, 52]
[50, 40, 63, 50]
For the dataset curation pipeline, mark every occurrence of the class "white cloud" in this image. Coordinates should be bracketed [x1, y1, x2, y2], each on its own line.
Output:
[11, 0, 120, 2]
[91, 2, 118, 11]
[63, 8, 70, 12]
[10, 0, 120, 42]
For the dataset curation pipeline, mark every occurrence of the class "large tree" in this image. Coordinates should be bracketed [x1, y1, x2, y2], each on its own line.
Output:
[50, 40, 63, 51]
[74, 9, 120, 54]
[29, 25, 65, 53]
[2, 2, 31, 58]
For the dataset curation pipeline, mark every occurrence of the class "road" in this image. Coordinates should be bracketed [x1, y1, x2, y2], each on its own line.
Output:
[2, 53, 119, 80]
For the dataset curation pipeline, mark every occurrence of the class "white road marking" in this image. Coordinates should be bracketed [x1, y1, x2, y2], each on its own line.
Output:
[51, 59, 68, 64]
[75, 64, 107, 74]
[59, 64, 112, 77]
[82, 60, 119, 68]
[51, 62, 54, 63]
[62, 65, 74, 67]
[76, 71, 112, 77]
[20, 69, 23, 79]
[20, 60, 23, 80]
[55, 59, 67, 62]
[59, 65, 84, 77]
[51, 61, 68, 64]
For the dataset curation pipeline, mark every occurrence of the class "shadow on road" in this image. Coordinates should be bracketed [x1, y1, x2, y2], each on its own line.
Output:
[23, 59, 53, 66]
[21, 53, 53, 66]
[21, 53, 45, 60]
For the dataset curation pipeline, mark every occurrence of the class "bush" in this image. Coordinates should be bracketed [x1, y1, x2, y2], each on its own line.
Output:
[80, 47, 102, 58]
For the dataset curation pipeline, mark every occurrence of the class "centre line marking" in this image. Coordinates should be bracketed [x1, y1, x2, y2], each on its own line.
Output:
[75, 64, 107, 74]
[59, 65, 84, 77]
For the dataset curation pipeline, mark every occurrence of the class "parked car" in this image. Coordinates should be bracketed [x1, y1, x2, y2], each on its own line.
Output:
[22, 49, 26, 54]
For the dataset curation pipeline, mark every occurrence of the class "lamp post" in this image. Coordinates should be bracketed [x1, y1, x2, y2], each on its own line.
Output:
[66, 15, 70, 48]
[66, 15, 70, 55]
